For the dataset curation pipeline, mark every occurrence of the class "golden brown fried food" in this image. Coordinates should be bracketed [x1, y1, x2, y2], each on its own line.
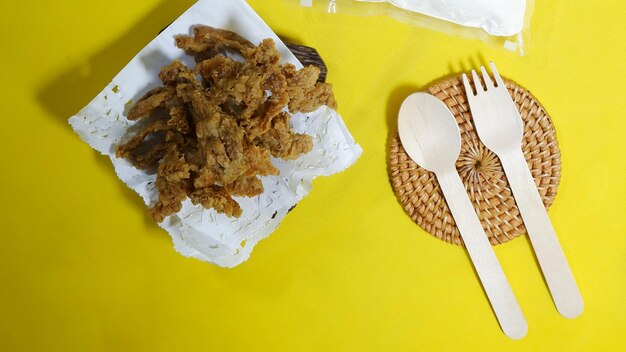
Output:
[282, 64, 336, 112]
[254, 112, 313, 160]
[175, 26, 254, 62]
[116, 25, 337, 221]
[127, 87, 175, 120]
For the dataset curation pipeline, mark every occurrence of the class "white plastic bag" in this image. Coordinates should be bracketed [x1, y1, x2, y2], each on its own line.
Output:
[292, 0, 534, 55]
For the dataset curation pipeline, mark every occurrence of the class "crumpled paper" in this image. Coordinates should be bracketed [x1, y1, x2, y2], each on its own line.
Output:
[68, 0, 362, 267]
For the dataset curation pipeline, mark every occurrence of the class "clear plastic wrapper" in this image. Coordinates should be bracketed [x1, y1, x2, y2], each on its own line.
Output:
[291, 0, 534, 55]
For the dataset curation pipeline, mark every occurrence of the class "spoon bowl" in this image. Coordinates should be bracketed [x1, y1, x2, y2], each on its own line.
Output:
[397, 93, 461, 173]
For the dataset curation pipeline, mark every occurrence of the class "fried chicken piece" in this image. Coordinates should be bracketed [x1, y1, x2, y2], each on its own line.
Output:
[195, 54, 242, 89]
[213, 117, 248, 184]
[189, 186, 242, 218]
[175, 26, 254, 62]
[159, 60, 198, 86]
[127, 140, 169, 170]
[243, 38, 281, 66]
[225, 176, 264, 197]
[120, 129, 189, 170]
[177, 82, 251, 184]
[243, 144, 280, 177]
[149, 143, 194, 222]
[127, 87, 176, 120]
[282, 64, 337, 112]
[116, 120, 171, 161]
[116, 26, 337, 222]
[197, 39, 281, 121]
[196, 40, 289, 138]
[255, 112, 313, 159]
[118, 88, 193, 169]
[166, 102, 192, 134]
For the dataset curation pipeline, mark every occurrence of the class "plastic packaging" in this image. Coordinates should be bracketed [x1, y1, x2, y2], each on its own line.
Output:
[291, 0, 534, 55]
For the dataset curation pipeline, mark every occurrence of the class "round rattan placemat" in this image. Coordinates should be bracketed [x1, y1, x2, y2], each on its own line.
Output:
[389, 75, 561, 246]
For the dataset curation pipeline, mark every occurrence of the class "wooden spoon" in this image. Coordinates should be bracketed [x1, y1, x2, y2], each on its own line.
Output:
[398, 92, 528, 339]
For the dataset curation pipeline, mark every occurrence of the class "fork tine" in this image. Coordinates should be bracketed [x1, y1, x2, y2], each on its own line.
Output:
[480, 65, 494, 88]
[471, 70, 484, 92]
[462, 73, 474, 96]
[490, 62, 505, 87]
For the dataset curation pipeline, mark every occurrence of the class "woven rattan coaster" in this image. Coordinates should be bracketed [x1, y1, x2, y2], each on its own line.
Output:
[389, 75, 561, 246]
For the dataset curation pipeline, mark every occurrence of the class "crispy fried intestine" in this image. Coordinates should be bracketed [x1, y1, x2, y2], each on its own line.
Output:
[116, 26, 337, 222]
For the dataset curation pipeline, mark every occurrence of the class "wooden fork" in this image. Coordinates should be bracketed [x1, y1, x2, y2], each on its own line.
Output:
[462, 63, 583, 319]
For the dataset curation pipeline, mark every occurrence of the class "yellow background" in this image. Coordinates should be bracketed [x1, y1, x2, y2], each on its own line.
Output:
[1, 0, 624, 350]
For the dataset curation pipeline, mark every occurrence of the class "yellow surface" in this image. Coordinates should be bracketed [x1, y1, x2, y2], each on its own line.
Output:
[1, 0, 624, 350]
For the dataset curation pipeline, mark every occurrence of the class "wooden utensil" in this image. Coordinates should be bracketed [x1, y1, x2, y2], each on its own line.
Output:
[462, 63, 584, 319]
[398, 93, 528, 339]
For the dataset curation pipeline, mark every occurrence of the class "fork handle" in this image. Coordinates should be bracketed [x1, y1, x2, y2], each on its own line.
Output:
[437, 170, 527, 339]
[500, 149, 584, 318]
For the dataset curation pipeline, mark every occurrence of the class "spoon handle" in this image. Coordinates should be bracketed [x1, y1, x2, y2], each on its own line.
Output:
[499, 149, 584, 319]
[437, 170, 528, 340]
